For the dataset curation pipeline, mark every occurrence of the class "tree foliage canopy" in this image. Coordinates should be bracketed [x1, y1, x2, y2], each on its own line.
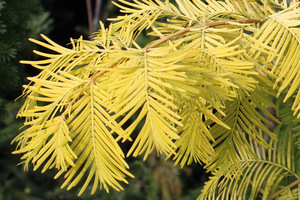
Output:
[12, 0, 300, 199]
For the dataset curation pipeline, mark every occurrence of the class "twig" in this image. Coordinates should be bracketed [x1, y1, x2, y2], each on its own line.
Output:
[89, 58, 123, 81]
[267, 177, 300, 200]
[143, 18, 262, 51]
[93, 0, 102, 33]
[60, 58, 126, 119]
[86, 0, 102, 36]
[86, 0, 93, 36]
[86, 18, 262, 80]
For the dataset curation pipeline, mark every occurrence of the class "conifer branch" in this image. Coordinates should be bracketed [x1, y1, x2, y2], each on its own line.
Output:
[60, 17, 262, 122]
[13, 0, 300, 197]
[62, 17, 262, 122]
[90, 18, 262, 82]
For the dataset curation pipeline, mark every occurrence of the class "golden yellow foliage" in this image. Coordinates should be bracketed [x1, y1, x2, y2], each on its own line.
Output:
[12, 0, 300, 199]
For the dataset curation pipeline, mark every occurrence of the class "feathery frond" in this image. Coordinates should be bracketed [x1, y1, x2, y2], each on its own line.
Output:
[204, 89, 278, 175]
[11, 0, 300, 197]
[199, 125, 299, 200]
[108, 49, 194, 159]
[249, 4, 300, 117]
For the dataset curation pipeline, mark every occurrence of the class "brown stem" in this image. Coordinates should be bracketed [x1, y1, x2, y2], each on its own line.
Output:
[60, 81, 90, 120]
[86, 0, 102, 36]
[267, 177, 300, 200]
[93, 0, 102, 32]
[86, 0, 93, 36]
[143, 18, 262, 51]
[89, 58, 124, 82]
[60, 58, 126, 119]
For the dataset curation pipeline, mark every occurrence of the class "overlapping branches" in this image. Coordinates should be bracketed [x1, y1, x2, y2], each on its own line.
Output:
[12, 0, 300, 198]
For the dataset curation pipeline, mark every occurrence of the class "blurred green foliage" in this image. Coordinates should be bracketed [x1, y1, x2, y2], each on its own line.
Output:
[0, 0, 53, 199]
[0, 0, 52, 119]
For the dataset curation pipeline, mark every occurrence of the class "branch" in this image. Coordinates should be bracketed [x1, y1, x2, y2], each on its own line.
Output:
[89, 58, 124, 81]
[84, 18, 262, 82]
[60, 17, 263, 117]
[143, 18, 262, 51]
[60, 17, 262, 121]
[267, 177, 300, 200]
